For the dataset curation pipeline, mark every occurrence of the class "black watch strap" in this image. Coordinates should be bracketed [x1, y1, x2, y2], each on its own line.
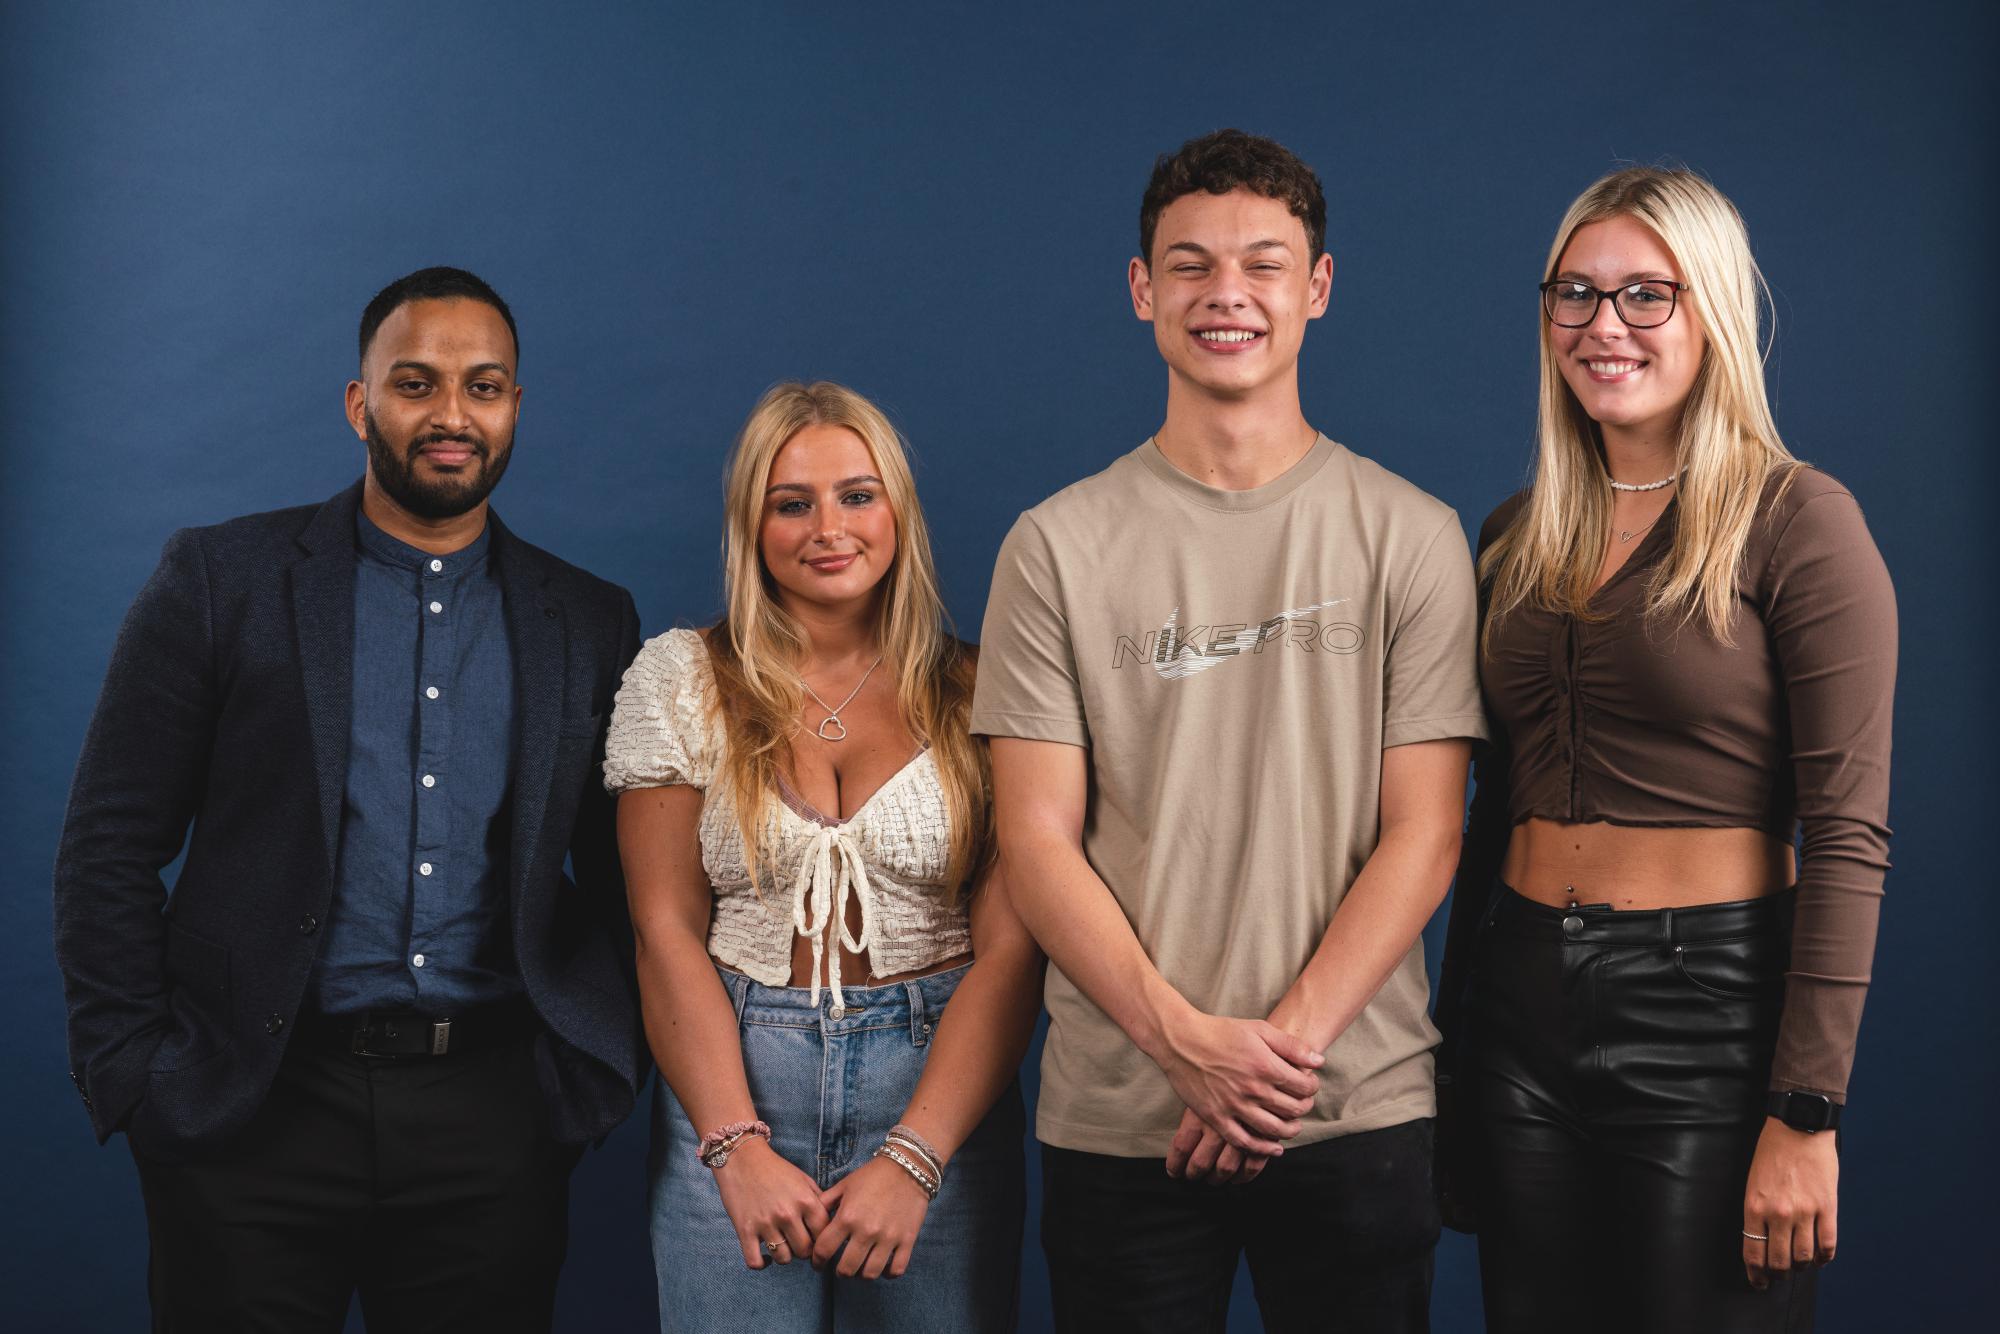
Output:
[1766, 1091, 1842, 1133]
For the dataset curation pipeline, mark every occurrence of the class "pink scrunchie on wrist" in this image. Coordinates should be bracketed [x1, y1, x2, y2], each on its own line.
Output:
[697, 1119, 771, 1169]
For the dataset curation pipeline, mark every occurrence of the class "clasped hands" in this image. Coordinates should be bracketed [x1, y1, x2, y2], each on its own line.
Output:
[1158, 1011, 1324, 1185]
[712, 1136, 934, 1279]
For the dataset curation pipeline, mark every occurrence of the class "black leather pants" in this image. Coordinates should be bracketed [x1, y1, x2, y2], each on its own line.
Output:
[1467, 885, 1819, 1334]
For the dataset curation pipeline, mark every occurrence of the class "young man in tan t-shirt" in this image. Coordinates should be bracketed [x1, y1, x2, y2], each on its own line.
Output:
[972, 130, 1485, 1331]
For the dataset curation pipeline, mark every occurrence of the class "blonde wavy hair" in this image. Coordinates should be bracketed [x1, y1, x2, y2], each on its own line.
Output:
[704, 381, 988, 901]
[1481, 166, 1801, 646]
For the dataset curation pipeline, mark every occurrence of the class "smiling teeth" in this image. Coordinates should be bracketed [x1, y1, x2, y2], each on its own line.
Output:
[1199, 330, 1259, 343]
[1587, 360, 1641, 374]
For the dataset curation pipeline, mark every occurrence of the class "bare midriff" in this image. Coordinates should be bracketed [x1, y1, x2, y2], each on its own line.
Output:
[1502, 818, 1796, 910]
[716, 946, 974, 990]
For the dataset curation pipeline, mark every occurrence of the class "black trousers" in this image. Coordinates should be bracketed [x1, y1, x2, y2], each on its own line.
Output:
[129, 1027, 583, 1333]
[1468, 885, 1818, 1333]
[1042, 1117, 1438, 1334]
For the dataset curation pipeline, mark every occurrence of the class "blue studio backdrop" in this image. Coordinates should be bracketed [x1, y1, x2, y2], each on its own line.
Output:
[3, 3, 1992, 1329]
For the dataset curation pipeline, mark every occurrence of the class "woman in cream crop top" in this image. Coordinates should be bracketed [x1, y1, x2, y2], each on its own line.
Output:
[606, 625, 974, 1008]
[1434, 169, 1896, 1333]
[607, 383, 1041, 1331]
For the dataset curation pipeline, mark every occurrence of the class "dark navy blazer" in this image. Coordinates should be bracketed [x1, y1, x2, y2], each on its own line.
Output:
[53, 481, 646, 1157]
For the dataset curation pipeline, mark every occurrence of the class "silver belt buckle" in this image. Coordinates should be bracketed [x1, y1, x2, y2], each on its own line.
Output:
[430, 1020, 452, 1055]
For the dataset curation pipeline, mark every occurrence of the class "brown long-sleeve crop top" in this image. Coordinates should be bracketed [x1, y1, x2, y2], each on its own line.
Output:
[1472, 465, 1896, 1100]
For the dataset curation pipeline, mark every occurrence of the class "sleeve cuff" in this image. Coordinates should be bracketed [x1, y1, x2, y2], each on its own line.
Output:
[1383, 713, 1490, 749]
[970, 710, 1091, 749]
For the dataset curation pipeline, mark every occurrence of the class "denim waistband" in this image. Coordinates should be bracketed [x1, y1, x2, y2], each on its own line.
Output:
[1490, 883, 1794, 945]
[716, 961, 969, 1042]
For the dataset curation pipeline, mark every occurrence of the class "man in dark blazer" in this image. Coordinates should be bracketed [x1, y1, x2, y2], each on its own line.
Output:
[53, 266, 644, 1332]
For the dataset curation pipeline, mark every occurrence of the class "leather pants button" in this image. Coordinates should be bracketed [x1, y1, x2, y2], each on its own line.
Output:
[1561, 915, 1584, 939]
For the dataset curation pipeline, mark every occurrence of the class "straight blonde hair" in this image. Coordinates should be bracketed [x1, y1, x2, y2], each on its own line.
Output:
[1482, 167, 1801, 646]
[705, 381, 988, 901]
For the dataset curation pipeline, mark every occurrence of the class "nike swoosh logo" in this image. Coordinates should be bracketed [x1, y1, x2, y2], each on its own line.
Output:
[1151, 598, 1350, 681]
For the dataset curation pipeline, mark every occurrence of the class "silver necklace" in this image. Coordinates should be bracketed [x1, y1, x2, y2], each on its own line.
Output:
[1616, 516, 1662, 544]
[800, 656, 882, 742]
[1609, 474, 1678, 493]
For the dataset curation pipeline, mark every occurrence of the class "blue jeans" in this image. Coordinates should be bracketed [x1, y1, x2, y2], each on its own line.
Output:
[650, 962, 1026, 1332]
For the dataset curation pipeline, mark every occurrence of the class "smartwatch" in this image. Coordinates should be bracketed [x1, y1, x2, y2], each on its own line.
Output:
[1766, 1091, 1841, 1133]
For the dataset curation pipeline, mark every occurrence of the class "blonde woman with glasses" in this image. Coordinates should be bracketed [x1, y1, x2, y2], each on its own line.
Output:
[1434, 168, 1896, 1333]
[605, 382, 1040, 1331]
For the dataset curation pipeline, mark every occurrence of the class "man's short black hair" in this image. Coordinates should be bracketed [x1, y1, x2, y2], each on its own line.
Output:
[1139, 129, 1328, 266]
[358, 266, 519, 368]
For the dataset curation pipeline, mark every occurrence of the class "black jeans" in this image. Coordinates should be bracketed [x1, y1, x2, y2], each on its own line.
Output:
[1468, 885, 1818, 1333]
[1042, 1117, 1439, 1334]
[129, 1027, 583, 1333]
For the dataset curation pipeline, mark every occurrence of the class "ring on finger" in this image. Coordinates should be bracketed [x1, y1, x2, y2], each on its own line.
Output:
[762, 1238, 786, 1256]
[1741, 1230, 1768, 1241]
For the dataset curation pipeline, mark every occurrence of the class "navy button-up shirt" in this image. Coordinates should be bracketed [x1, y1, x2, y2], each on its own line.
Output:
[307, 511, 520, 1014]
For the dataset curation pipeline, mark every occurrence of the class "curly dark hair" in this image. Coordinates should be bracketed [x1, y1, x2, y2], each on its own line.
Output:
[1139, 129, 1327, 265]
[358, 266, 518, 368]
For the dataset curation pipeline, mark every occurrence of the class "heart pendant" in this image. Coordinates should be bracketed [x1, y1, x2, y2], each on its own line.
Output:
[817, 715, 848, 742]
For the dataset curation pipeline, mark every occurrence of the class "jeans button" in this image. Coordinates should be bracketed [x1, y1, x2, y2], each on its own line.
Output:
[829, 1006, 847, 1020]
[1561, 915, 1584, 939]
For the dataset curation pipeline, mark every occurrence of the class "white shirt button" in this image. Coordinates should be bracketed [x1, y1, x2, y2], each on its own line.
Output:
[429, 559, 443, 573]
[422, 774, 436, 788]
[418, 862, 433, 876]
[412, 953, 426, 968]
[425, 686, 440, 700]
[429, 601, 443, 614]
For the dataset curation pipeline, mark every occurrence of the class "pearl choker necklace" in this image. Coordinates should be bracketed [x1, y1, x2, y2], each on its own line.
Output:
[1609, 474, 1679, 493]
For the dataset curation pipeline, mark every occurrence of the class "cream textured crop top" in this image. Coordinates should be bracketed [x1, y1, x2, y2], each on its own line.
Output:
[603, 628, 970, 1008]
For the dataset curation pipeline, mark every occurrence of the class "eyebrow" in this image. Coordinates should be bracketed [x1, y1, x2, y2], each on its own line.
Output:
[765, 474, 884, 496]
[385, 359, 513, 379]
[1555, 270, 1677, 285]
[1162, 238, 1292, 258]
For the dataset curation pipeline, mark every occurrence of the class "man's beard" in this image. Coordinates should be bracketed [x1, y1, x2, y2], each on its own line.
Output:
[365, 410, 513, 520]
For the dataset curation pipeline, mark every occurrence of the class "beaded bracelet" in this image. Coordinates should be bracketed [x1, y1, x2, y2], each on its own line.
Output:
[883, 1131, 942, 1183]
[887, 1123, 943, 1171]
[876, 1143, 940, 1200]
[697, 1119, 771, 1169]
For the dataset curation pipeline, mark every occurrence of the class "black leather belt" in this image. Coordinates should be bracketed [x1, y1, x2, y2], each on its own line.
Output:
[297, 996, 536, 1058]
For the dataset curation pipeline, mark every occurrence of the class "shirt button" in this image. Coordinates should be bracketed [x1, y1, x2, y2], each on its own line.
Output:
[298, 913, 318, 935]
[265, 1013, 286, 1035]
[422, 774, 436, 788]
[429, 600, 443, 614]
[425, 686, 440, 700]
[1557, 678, 1571, 694]
[419, 862, 433, 876]
[429, 559, 443, 573]
[412, 953, 427, 968]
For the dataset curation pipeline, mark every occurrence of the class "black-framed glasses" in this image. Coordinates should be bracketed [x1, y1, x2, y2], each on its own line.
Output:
[1540, 279, 1689, 328]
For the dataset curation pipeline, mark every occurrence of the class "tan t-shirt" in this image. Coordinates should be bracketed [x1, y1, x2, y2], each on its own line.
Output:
[971, 436, 1487, 1156]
